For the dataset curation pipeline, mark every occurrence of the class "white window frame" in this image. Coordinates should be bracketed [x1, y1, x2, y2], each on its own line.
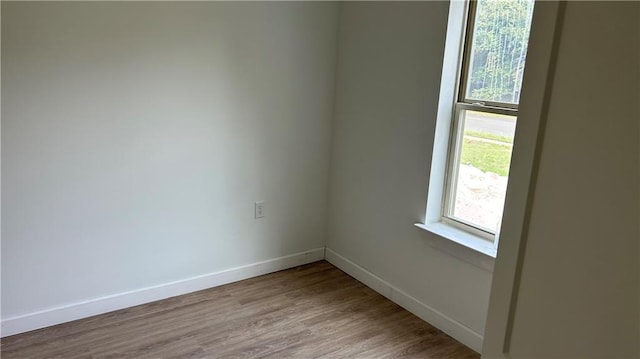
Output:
[443, 0, 528, 242]
[416, 0, 535, 265]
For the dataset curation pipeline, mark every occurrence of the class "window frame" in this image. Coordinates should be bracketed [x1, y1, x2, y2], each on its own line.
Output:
[441, 0, 526, 241]
[416, 0, 559, 278]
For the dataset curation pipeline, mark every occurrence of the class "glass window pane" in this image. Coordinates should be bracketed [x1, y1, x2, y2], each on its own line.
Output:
[450, 110, 516, 233]
[464, 0, 535, 105]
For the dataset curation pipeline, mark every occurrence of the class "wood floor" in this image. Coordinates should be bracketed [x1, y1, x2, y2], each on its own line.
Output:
[1, 261, 479, 358]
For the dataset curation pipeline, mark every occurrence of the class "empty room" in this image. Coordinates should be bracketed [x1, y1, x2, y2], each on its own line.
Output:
[1, 1, 638, 358]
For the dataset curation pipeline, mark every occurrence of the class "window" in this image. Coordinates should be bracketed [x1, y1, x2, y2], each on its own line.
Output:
[443, 0, 535, 240]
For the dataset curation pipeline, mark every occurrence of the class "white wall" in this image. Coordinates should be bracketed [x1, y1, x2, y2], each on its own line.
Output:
[486, 2, 640, 357]
[10, 2, 637, 356]
[2, 2, 338, 321]
[326, 1, 493, 348]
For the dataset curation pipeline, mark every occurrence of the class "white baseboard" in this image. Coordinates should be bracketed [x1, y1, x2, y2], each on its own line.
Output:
[325, 247, 483, 353]
[1, 248, 325, 338]
[4, 246, 483, 353]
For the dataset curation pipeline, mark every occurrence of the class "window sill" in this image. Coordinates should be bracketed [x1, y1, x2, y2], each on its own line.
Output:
[414, 222, 496, 272]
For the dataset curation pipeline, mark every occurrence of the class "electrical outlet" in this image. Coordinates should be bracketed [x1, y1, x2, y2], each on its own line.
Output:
[255, 201, 265, 219]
